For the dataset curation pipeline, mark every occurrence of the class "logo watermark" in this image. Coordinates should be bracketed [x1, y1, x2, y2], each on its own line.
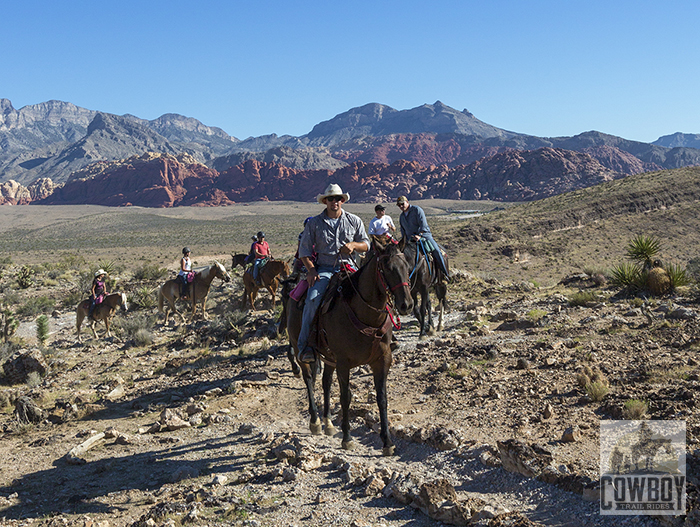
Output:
[600, 420, 685, 515]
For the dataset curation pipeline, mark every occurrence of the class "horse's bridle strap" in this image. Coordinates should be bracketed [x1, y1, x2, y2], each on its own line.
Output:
[342, 299, 392, 340]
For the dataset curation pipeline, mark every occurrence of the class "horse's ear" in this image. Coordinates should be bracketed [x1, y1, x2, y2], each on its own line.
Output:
[398, 236, 406, 251]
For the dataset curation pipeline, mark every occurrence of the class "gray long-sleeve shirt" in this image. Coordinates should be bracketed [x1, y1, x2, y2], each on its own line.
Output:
[299, 209, 369, 267]
[400, 204, 433, 241]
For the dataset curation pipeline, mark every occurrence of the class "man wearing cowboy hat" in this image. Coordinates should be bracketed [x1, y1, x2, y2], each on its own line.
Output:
[296, 183, 370, 363]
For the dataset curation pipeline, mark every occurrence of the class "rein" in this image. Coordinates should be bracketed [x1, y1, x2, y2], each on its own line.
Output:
[341, 247, 406, 351]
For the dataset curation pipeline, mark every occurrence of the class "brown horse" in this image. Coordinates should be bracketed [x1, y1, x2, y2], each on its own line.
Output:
[242, 259, 290, 310]
[158, 261, 231, 324]
[285, 238, 413, 455]
[231, 253, 249, 271]
[399, 237, 449, 337]
[76, 292, 129, 342]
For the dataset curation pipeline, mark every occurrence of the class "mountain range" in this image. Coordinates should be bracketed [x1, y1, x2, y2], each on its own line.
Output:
[1, 98, 699, 206]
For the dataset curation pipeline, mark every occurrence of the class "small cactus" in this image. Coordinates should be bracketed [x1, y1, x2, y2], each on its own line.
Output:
[17, 265, 35, 289]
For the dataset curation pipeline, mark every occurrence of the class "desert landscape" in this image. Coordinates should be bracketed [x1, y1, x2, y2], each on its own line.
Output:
[1, 167, 700, 527]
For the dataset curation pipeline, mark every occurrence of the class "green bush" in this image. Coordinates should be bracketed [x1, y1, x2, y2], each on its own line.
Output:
[585, 381, 609, 402]
[17, 266, 35, 289]
[133, 263, 169, 281]
[36, 315, 49, 346]
[622, 399, 648, 419]
[626, 234, 660, 268]
[16, 297, 55, 317]
[569, 291, 598, 307]
[129, 287, 158, 310]
[114, 313, 155, 346]
[665, 263, 690, 290]
[608, 262, 644, 289]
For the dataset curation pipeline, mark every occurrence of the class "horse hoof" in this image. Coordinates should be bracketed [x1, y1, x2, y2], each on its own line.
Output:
[341, 440, 356, 451]
[323, 419, 336, 436]
[382, 445, 396, 457]
[310, 420, 322, 435]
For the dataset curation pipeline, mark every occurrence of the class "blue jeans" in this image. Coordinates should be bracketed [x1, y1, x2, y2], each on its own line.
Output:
[253, 259, 264, 280]
[297, 264, 338, 352]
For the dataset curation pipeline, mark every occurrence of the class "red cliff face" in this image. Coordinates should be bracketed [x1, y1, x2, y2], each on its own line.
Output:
[30, 148, 624, 207]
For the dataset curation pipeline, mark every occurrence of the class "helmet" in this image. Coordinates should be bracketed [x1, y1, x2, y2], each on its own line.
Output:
[304, 216, 313, 226]
[257, 231, 265, 238]
[182, 247, 190, 255]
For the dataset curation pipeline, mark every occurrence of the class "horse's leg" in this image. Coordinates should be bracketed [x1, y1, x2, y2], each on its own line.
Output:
[201, 294, 208, 320]
[104, 316, 111, 338]
[321, 363, 336, 436]
[287, 345, 301, 377]
[76, 309, 84, 342]
[301, 363, 322, 435]
[337, 364, 355, 450]
[372, 360, 395, 456]
[436, 282, 447, 330]
[426, 294, 436, 336]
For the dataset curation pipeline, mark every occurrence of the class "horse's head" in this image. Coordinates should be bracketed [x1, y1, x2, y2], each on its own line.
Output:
[282, 260, 290, 279]
[375, 240, 413, 316]
[120, 292, 129, 312]
[214, 261, 232, 282]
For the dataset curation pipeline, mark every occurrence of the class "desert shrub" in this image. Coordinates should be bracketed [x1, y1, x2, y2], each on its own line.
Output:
[626, 234, 660, 268]
[569, 291, 598, 307]
[63, 289, 84, 309]
[96, 260, 118, 276]
[133, 264, 168, 281]
[608, 262, 644, 290]
[0, 256, 12, 271]
[129, 287, 158, 310]
[665, 263, 690, 290]
[0, 340, 21, 362]
[26, 371, 42, 388]
[687, 258, 700, 282]
[17, 266, 35, 289]
[57, 253, 86, 271]
[1, 308, 19, 342]
[36, 315, 49, 346]
[585, 381, 609, 402]
[114, 313, 155, 346]
[622, 399, 648, 419]
[16, 296, 55, 317]
[526, 309, 547, 321]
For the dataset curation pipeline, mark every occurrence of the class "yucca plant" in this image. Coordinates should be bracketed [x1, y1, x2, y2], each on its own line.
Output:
[129, 286, 158, 310]
[608, 262, 643, 289]
[36, 315, 49, 346]
[626, 235, 661, 270]
[665, 263, 690, 290]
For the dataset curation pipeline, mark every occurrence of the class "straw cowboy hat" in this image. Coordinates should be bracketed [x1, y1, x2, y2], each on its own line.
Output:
[316, 183, 350, 204]
[95, 269, 107, 277]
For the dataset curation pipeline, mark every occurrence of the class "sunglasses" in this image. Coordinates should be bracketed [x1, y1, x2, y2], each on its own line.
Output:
[326, 196, 344, 202]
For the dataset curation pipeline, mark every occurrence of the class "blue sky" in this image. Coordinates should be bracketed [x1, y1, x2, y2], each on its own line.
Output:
[2, 1, 699, 142]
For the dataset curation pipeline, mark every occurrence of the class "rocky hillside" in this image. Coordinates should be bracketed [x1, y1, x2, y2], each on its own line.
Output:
[23, 147, 622, 207]
[0, 99, 237, 185]
[3, 98, 700, 201]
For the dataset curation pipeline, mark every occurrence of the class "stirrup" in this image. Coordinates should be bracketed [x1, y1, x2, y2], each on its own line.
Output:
[297, 346, 316, 364]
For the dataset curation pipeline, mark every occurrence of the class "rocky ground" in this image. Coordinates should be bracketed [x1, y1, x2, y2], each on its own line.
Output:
[1, 269, 699, 527]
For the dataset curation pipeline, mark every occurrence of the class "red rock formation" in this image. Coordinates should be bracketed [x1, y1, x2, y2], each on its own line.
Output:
[27, 147, 625, 207]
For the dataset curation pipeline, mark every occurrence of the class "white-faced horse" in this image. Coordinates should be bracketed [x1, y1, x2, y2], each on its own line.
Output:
[158, 261, 231, 324]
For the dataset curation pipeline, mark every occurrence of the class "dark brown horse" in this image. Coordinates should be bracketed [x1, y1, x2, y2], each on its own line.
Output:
[285, 239, 413, 455]
[231, 253, 249, 271]
[242, 259, 289, 310]
[158, 261, 231, 324]
[76, 292, 129, 342]
[399, 237, 448, 337]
